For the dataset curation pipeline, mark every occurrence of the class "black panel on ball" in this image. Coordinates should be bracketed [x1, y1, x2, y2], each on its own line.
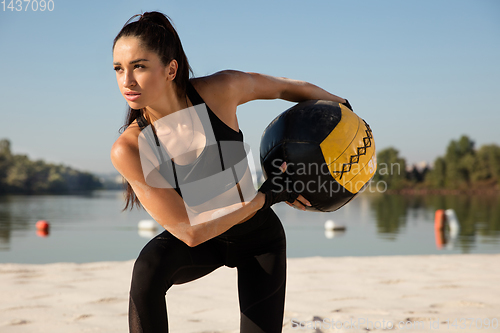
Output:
[260, 100, 342, 162]
[283, 142, 355, 212]
[260, 99, 358, 212]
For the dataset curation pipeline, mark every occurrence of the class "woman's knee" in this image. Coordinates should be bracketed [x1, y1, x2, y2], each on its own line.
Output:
[130, 239, 182, 294]
[131, 252, 167, 294]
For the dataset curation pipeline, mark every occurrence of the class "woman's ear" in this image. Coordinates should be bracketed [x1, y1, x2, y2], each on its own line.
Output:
[166, 59, 178, 81]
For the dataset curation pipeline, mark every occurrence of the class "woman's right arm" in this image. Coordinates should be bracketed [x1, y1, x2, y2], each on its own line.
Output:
[110, 137, 266, 247]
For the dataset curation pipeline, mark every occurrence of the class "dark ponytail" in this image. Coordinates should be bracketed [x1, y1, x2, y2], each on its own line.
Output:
[113, 11, 193, 211]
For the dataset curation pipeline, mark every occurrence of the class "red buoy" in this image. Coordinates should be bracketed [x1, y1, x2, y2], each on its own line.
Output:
[36, 220, 50, 230]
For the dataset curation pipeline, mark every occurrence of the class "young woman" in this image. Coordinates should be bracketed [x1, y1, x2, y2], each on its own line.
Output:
[111, 11, 348, 333]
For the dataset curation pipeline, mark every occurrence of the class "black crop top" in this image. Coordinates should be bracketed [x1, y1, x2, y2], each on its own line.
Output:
[136, 80, 249, 207]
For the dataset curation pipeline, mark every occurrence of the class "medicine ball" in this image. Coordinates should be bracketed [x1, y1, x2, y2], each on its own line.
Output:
[260, 100, 376, 212]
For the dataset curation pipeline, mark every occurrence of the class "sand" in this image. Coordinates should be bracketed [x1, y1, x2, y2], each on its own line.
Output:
[1, 254, 499, 332]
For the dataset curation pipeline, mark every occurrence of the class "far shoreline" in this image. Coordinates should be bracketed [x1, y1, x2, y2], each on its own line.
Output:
[385, 187, 499, 196]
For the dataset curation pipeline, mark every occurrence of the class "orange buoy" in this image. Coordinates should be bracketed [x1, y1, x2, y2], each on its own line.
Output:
[434, 210, 446, 231]
[434, 210, 447, 249]
[36, 220, 50, 230]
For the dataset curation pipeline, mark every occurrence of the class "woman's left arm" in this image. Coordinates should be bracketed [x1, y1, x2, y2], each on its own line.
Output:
[223, 70, 347, 105]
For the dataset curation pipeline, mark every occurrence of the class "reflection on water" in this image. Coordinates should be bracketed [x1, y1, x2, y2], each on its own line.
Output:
[278, 192, 500, 258]
[0, 191, 499, 263]
[0, 191, 123, 250]
[0, 198, 13, 251]
[371, 194, 408, 238]
[370, 193, 500, 252]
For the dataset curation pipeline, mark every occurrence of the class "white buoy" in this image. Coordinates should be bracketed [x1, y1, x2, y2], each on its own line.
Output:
[324, 219, 346, 231]
[138, 220, 157, 230]
[138, 220, 158, 239]
[444, 209, 460, 239]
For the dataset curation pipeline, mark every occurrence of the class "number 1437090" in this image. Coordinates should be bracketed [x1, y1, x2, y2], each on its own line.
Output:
[2, 0, 54, 11]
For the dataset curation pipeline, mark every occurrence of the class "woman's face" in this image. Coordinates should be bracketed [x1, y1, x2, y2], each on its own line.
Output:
[113, 36, 170, 110]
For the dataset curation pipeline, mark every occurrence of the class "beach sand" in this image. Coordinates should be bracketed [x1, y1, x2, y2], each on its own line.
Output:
[1, 254, 499, 332]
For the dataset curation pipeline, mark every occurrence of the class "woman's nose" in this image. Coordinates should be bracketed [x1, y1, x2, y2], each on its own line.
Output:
[123, 71, 136, 87]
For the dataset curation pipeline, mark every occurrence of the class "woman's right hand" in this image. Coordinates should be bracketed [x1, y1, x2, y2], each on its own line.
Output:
[258, 162, 311, 211]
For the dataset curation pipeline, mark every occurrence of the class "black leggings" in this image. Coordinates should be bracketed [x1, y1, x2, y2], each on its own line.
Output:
[128, 208, 287, 332]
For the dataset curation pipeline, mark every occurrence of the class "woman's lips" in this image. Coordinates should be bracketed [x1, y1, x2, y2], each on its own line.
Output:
[124, 92, 141, 101]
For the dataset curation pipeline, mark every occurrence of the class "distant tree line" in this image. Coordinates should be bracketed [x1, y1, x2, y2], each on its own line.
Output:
[374, 135, 500, 191]
[0, 139, 102, 194]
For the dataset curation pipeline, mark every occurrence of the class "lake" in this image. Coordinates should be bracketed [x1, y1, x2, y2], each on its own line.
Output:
[1, 190, 499, 264]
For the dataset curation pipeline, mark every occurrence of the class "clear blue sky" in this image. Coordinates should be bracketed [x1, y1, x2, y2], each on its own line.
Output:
[0, 0, 499, 174]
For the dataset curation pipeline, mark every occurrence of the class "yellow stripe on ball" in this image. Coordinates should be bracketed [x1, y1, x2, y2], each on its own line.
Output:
[320, 104, 377, 194]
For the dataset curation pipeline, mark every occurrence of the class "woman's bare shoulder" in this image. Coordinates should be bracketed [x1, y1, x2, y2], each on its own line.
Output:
[190, 70, 251, 109]
[192, 70, 251, 95]
[191, 70, 245, 87]
[110, 121, 142, 170]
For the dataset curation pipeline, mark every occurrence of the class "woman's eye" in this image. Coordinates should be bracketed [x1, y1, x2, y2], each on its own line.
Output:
[113, 65, 144, 72]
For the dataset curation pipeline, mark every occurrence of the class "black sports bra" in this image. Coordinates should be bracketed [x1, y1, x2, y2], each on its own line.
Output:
[136, 80, 248, 206]
[138, 80, 243, 137]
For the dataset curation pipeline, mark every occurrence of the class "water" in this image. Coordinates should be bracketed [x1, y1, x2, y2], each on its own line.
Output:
[0, 190, 499, 264]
